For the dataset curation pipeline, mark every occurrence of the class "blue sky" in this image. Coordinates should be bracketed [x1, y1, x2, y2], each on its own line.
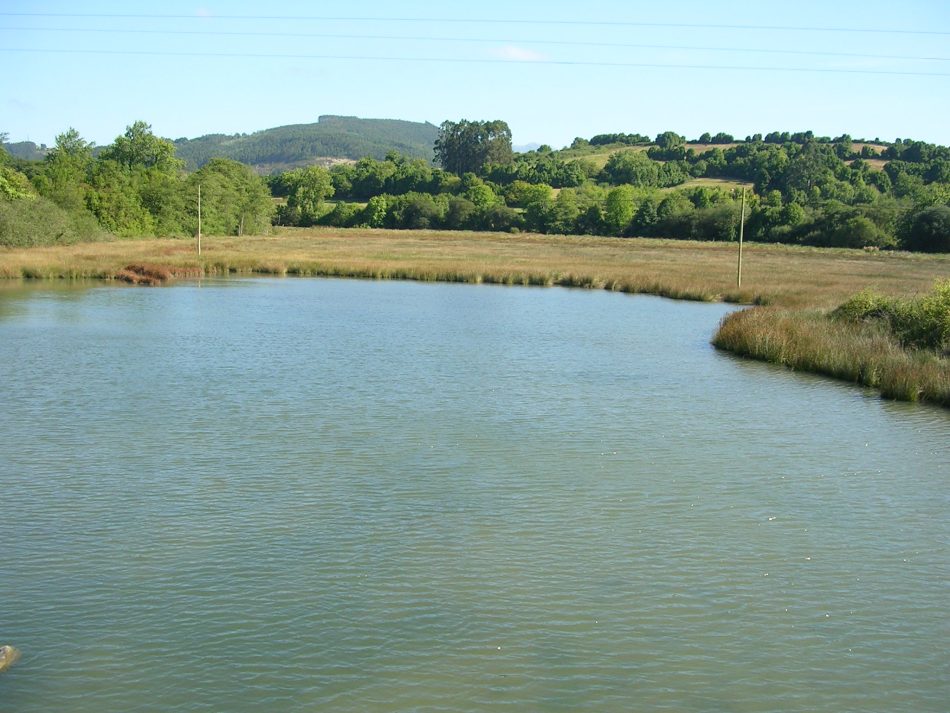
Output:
[3, 0, 949, 149]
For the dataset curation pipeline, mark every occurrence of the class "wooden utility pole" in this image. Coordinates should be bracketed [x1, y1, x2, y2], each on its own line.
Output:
[197, 183, 202, 256]
[737, 187, 746, 288]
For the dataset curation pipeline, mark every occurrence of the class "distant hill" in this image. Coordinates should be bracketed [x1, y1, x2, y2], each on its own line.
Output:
[172, 115, 440, 173]
[3, 141, 48, 162]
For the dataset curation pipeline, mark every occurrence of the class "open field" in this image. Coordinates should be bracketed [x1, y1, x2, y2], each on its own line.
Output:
[861, 158, 889, 172]
[666, 177, 754, 192]
[1, 227, 946, 308]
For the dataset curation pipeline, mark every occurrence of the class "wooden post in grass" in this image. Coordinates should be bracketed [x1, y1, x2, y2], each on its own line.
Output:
[197, 183, 202, 256]
[737, 186, 746, 288]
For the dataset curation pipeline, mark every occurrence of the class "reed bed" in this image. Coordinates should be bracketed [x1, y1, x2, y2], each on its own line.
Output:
[714, 307, 950, 406]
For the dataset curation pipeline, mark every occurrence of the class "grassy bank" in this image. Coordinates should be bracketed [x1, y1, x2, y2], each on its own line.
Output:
[1, 227, 947, 305]
[1, 227, 948, 405]
[713, 306, 950, 406]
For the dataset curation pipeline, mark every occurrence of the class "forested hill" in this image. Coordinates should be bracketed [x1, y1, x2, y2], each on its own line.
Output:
[171, 116, 440, 172]
[4, 141, 47, 162]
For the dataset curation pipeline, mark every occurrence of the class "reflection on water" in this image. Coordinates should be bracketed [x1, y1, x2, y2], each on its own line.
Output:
[0, 278, 947, 712]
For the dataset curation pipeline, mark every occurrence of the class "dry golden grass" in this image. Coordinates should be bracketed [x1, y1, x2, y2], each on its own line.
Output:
[667, 177, 754, 192]
[852, 142, 887, 155]
[1, 228, 946, 308]
[684, 143, 740, 153]
[714, 307, 950, 406]
[862, 158, 888, 172]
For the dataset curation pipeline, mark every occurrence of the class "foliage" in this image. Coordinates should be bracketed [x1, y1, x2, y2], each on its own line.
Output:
[8, 117, 950, 252]
[589, 132, 651, 146]
[900, 205, 950, 252]
[0, 164, 37, 200]
[282, 165, 335, 225]
[486, 152, 587, 187]
[4, 122, 276, 241]
[434, 119, 513, 176]
[190, 159, 273, 236]
[0, 195, 105, 247]
[600, 151, 688, 188]
[100, 121, 180, 172]
[833, 281, 950, 353]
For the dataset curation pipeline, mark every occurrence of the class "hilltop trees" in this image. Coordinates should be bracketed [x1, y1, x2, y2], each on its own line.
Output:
[434, 119, 513, 176]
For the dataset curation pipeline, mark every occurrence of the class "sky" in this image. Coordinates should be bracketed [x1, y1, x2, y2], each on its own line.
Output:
[2, 0, 950, 150]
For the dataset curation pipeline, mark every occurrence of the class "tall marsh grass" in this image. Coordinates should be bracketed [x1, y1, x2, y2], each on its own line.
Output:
[833, 280, 950, 354]
[714, 302, 950, 406]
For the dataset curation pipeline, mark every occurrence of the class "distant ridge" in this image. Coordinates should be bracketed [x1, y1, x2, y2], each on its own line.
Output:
[172, 115, 440, 173]
[3, 141, 48, 162]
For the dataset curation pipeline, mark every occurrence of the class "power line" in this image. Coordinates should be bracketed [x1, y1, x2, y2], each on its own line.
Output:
[0, 12, 948, 36]
[3, 25, 948, 63]
[2, 46, 948, 77]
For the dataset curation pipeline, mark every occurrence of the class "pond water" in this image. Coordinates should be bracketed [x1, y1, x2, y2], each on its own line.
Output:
[0, 278, 947, 712]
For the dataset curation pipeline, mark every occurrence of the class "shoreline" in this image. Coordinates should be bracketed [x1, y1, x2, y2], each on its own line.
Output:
[2, 228, 947, 406]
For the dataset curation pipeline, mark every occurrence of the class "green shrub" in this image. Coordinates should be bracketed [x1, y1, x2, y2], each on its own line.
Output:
[833, 280, 950, 353]
[0, 197, 109, 247]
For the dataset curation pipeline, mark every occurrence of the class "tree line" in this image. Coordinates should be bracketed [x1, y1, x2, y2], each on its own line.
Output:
[3, 118, 949, 252]
[271, 119, 950, 252]
[1, 122, 272, 247]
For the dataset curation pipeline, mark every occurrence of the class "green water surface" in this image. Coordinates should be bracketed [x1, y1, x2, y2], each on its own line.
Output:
[1, 278, 947, 712]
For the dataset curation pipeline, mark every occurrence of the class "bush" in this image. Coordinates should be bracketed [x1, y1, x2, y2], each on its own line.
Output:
[0, 197, 108, 247]
[901, 205, 950, 253]
[319, 201, 363, 228]
[833, 281, 950, 353]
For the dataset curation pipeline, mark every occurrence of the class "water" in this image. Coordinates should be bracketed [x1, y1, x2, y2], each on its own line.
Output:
[0, 278, 947, 712]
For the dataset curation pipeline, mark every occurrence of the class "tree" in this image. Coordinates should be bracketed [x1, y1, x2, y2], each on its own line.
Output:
[901, 205, 950, 252]
[655, 131, 686, 150]
[101, 121, 179, 171]
[604, 185, 636, 234]
[36, 128, 94, 212]
[505, 180, 552, 208]
[434, 119, 513, 176]
[190, 159, 273, 235]
[0, 164, 36, 201]
[601, 151, 659, 187]
[285, 165, 335, 224]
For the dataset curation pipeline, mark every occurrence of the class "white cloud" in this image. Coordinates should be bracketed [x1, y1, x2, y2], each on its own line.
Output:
[489, 45, 547, 63]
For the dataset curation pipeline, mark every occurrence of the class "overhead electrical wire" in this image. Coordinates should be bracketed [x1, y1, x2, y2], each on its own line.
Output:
[0, 12, 948, 36]
[2, 25, 948, 63]
[2, 46, 948, 77]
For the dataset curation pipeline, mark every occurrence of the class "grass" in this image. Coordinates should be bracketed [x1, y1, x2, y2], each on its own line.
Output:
[714, 304, 950, 406]
[2, 226, 948, 405]
[668, 177, 754, 192]
[2, 227, 946, 306]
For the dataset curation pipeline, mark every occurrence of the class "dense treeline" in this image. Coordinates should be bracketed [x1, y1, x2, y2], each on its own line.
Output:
[3, 118, 949, 252]
[269, 121, 949, 252]
[1, 122, 272, 246]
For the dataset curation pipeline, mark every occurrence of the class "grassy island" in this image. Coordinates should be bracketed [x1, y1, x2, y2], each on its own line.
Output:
[1, 228, 948, 405]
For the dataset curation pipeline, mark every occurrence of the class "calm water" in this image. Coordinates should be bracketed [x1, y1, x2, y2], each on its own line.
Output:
[0, 278, 947, 713]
